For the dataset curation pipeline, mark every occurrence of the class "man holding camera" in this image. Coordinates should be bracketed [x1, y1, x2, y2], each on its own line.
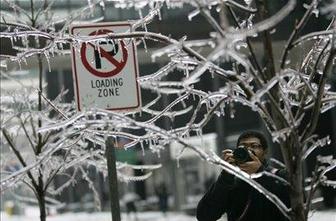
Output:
[196, 131, 290, 221]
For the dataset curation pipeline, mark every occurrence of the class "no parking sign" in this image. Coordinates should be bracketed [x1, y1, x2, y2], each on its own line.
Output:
[70, 22, 141, 111]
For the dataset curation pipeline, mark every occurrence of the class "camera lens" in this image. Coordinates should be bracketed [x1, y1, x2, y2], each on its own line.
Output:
[233, 146, 252, 163]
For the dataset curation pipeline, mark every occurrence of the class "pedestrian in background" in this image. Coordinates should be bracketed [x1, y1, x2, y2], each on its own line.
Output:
[155, 182, 169, 216]
[122, 192, 139, 221]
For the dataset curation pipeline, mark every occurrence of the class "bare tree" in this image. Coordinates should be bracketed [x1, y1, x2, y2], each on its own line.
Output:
[1, 1, 336, 221]
[0, 1, 160, 221]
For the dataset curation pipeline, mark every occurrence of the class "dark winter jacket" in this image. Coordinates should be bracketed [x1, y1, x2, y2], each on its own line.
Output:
[196, 163, 290, 221]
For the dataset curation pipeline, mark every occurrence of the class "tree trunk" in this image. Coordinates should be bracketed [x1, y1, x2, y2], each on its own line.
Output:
[38, 189, 47, 221]
[289, 163, 306, 221]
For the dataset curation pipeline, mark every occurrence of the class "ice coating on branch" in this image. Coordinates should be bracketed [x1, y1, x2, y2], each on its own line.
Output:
[302, 136, 331, 160]
[1, 0, 336, 218]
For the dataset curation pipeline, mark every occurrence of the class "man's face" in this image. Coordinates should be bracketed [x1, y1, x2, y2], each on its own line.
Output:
[238, 137, 267, 162]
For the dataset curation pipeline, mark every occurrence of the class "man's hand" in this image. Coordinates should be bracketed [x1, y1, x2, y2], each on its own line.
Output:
[221, 149, 235, 164]
[238, 151, 262, 174]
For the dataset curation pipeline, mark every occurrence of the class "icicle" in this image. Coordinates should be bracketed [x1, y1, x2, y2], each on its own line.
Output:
[192, 93, 196, 101]
[58, 42, 63, 50]
[156, 149, 161, 158]
[10, 36, 14, 47]
[142, 38, 147, 52]
[195, 128, 203, 138]
[143, 21, 148, 32]
[188, 9, 200, 21]
[169, 113, 175, 122]
[185, 64, 189, 77]
[21, 32, 28, 48]
[99, 1, 105, 10]
[229, 102, 235, 119]
[17, 59, 22, 70]
[181, 99, 187, 108]
[138, 140, 144, 150]
[111, 40, 118, 56]
[44, 51, 51, 72]
[176, 157, 180, 168]
[35, 35, 40, 48]
[138, 8, 143, 19]
[140, 140, 145, 155]
[22, 57, 27, 66]
[50, 46, 55, 58]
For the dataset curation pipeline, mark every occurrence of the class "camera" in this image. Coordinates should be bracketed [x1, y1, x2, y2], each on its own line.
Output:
[233, 146, 253, 163]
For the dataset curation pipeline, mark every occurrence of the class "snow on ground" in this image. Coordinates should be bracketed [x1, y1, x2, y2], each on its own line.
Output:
[1, 211, 193, 221]
[1, 209, 335, 221]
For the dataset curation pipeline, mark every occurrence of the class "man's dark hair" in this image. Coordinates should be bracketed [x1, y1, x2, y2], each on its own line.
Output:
[236, 130, 268, 150]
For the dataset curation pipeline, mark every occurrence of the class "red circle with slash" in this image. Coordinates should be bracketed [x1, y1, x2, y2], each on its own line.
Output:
[80, 29, 128, 78]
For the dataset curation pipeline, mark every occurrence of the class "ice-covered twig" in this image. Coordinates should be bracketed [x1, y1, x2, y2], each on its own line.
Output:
[225, 0, 296, 38]
[280, 0, 320, 69]
[291, 29, 336, 48]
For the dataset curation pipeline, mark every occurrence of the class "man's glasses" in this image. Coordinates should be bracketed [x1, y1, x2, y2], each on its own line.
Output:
[238, 143, 263, 150]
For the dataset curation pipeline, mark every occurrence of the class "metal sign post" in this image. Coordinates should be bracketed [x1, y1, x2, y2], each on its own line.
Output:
[105, 137, 121, 221]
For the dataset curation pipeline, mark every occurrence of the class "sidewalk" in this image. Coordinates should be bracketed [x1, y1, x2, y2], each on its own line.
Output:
[1, 209, 335, 221]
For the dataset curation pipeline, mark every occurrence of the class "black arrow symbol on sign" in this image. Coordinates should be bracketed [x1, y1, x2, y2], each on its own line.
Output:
[94, 40, 119, 69]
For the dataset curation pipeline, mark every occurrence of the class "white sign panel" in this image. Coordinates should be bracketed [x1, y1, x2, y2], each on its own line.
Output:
[170, 133, 218, 159]
[70, 22, 141, 111]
